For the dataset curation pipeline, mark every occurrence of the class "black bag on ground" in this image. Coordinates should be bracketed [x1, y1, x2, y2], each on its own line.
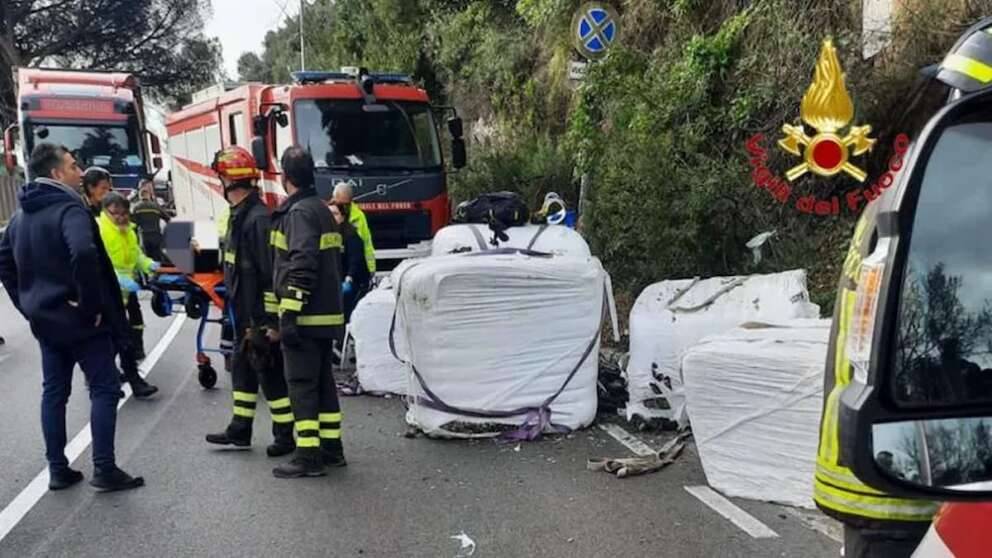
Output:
[453, 192, 529, 245]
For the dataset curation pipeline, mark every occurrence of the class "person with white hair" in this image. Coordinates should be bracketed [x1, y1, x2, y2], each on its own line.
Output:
[331, 182, 375, 274]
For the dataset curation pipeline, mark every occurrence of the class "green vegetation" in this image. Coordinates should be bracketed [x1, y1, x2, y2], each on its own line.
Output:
[246, 0, 992, 318]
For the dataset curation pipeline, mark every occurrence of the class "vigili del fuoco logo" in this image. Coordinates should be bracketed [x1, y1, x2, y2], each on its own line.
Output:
[745, 39, 909, 217]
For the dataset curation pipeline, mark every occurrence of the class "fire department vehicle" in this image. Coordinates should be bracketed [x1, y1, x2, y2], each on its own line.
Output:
[3, 68, 164, 191]
[165, 68, 466, 265]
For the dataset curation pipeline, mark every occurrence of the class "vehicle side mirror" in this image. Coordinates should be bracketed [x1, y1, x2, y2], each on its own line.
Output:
[3, 124, 18, 172]
[251, 136, 269, 172]
[276, 111, 289, 128]
[153, 157, 163, 170]
[448, 116, 464, 139]
[451, 138, 467, 169]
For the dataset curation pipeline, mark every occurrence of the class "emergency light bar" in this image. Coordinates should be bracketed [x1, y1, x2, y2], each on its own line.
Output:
[290, 70, 413, 86]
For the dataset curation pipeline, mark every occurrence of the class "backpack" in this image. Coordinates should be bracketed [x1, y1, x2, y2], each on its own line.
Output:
[453, 192, 530, 245]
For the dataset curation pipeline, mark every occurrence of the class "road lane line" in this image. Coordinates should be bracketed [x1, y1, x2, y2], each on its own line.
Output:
[0, 315, 186, 543]
[598, 423, 657, 457]
[685, 485, 779, 539]
[784, 507, 843, 543]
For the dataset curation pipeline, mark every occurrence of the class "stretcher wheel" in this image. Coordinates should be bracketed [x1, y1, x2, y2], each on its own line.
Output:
[185, 296, 207, 320]
[198, 364, 218, 389]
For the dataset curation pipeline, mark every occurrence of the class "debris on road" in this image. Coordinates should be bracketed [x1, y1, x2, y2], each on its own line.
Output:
[682, 320, 828, 508]
[450, 531, 477, 557]
[597, 348, 628, 414]
[588, 430, 691, 478]
[625, 270, 820, 427]
[398, 252, 607, 439]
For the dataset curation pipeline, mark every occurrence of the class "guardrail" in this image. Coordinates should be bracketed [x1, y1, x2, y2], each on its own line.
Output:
[0, 176, 19, 224]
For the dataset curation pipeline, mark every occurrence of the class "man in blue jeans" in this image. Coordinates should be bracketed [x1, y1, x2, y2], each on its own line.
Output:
[0, 143, 144, 492]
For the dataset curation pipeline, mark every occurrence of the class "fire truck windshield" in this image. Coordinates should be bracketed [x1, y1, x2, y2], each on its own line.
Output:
[28, 123, 143, 174]
[294, 99, 442, 171]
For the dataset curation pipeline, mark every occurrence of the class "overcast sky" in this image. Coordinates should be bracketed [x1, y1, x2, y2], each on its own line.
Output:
[206, 0, 299, 79]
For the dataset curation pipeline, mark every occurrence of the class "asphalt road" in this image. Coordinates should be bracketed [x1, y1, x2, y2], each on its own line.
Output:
[0, 290, 843, 558]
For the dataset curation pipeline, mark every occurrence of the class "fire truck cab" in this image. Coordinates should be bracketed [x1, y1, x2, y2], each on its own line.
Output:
[3, 68, 163, 190]
[166, 68, 466, 266]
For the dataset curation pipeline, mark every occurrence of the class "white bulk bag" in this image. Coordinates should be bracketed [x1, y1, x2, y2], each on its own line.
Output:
[626, 270, 820, 426]
[351, 286, 407, 396]
[395, 251, 605, 438]
[682, 319, 830, 508]
[431, 224, 591, 257]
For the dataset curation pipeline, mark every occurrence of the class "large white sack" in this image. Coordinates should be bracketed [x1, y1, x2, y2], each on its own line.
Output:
[682, 319, 830, 508]
[626, 270, 820, 426]
[351, 286, 407, 396]
[431, 224, 591, 257]
[396, 251, 604, 438]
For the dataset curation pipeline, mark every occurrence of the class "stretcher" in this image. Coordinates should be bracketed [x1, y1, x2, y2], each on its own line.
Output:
[147, 268, 233, 389]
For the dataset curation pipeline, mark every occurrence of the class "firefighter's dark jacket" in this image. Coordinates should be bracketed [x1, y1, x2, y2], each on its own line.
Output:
[131, 199, 170, 238]
[224, 191, 277, 332]
[271, 188, 343, 339]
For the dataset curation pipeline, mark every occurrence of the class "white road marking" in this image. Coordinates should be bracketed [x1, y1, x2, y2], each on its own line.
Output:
[685, 485, 780, 539]
[0, 315, 186, 543]
[598, 423, 657, 457]
[784, 507, 843, 543]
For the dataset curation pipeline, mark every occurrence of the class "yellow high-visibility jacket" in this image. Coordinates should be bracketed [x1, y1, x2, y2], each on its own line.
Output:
[349, 204, 376, 274]
[98, 211, 154, 289]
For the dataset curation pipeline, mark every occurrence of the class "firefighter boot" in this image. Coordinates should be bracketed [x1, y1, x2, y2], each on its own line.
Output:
[267, 422, 296, 457]
[272, 448, 326, 478]
[320, 439, 347, 468]
[205, 420, 252, 449]
[124, 369, 159, 399]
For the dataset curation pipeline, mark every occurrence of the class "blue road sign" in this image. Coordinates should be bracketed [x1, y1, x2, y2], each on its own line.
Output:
[573, 3, 619, 59]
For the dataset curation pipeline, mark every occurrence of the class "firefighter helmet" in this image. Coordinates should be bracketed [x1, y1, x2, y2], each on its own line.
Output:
[936, 17, 992, 94]
[211, 146, 260, 184]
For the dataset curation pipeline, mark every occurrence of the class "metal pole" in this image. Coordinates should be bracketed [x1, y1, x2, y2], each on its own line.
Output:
[916, 421, 933, 486]
[299, 0, 306, 71]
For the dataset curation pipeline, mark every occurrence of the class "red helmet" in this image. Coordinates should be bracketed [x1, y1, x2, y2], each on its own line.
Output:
[211, 146, 260, 183]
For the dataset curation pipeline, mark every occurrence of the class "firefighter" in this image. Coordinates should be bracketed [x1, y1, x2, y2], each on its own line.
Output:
[131, 179, 171, 262]
[205, 146, 295, 457]
[271, 146, 346, 478]
[815, 203, 937, 557]
[332, 181, 376, 275]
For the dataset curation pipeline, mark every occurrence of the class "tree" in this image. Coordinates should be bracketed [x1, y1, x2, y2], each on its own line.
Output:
[237, 52, 271, 83]
[0, 0, 222, 122]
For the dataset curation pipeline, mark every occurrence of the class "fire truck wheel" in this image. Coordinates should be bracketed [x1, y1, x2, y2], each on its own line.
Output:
[198, 364, 218, 389]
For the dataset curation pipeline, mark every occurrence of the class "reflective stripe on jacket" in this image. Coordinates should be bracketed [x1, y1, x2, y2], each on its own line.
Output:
[814, 203, 938, 524]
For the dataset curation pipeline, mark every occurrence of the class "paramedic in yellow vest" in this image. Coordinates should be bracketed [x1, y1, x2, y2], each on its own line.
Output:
[332, 182, 376, 274]
[815, 202, 937, 558]
[98, 192, 161, 362]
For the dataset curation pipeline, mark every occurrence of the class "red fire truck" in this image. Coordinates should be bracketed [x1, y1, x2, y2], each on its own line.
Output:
[165, 68, 466, 264]
[3, 68, 164, 190]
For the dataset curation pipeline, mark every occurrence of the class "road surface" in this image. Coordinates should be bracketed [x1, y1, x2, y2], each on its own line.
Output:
[0, 291, 843, 557]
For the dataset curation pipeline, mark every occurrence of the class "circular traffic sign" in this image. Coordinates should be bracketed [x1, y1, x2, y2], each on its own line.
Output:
[572, 2, 620, 60]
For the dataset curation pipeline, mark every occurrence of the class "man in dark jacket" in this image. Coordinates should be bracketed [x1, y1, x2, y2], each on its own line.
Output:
[205, 146, 294, 456]
[0, 143, 144, 492]
[271, 146, 346, 478]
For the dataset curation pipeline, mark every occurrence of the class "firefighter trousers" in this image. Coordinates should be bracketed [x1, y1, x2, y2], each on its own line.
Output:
[282, 337, 343, 457]
[229, 336, 293, 440]
[125, 292, 145, 357]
